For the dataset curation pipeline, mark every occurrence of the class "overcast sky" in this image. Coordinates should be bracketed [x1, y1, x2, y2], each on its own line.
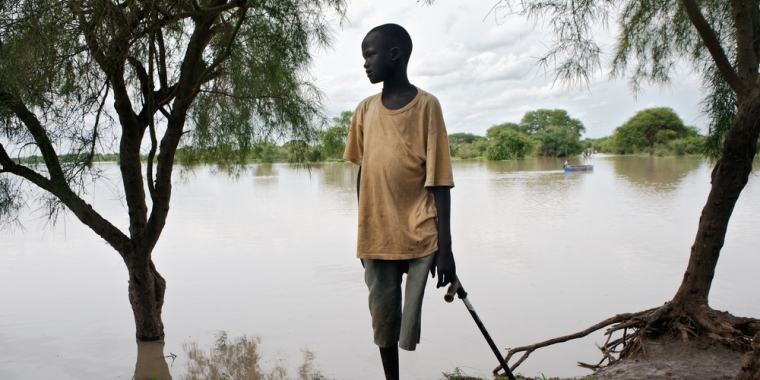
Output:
[310, 0, 706, 139]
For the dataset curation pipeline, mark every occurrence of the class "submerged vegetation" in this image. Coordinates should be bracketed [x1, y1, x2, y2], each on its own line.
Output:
[181, 332, 329, 380]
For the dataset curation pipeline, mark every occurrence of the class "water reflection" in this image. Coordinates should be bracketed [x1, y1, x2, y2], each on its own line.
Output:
[484, 157, 568, 173]
[134, 340, 173, 380]
[319, 162, 357, 190]
[252, 163, 277, 177]
[612, 155, 703, 192]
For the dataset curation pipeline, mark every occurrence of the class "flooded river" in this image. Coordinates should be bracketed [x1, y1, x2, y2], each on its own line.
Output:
[1, 155, 759, 379]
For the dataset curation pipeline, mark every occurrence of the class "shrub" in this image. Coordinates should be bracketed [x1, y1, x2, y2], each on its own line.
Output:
[449, 133, 488, 159]
[669, 136, 704, 155]
[485, 129, 536, 160]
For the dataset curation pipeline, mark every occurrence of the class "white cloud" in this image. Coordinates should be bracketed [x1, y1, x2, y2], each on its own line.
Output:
[312, 0, 705, 139]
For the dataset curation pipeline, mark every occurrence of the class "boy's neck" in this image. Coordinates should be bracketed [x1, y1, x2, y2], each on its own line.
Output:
[381, 74, 417, 110]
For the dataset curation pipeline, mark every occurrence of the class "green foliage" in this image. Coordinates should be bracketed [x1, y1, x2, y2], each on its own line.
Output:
[611, 108, 688, 154]
[669, 136, 705, 156]
[286, 140, 322, 163]
[486, 122, 523, 137]
[0, 0, 346, 222]
[519, 109, 585, 136]
[182, 332, 330, 380]
[251, 141, 289, 164]
[318, 111, 351, 160]
[449, 133, 488, 159]
[485, 128, 536, 160]
[508, 109, 586, 157]
[185, 1, 346, 164]
[597, 137, 618, 153]
[485, 0, 737, 159]
[583, 137, 611, 152]
[450, 132, 487, 145]
[534, 125, 583, 157]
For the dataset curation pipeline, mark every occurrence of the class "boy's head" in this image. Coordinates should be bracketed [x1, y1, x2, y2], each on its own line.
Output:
[361, 24, 413, 84]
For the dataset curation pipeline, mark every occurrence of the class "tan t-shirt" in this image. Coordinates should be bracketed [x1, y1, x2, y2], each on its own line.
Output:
[343, 88, 455, 260]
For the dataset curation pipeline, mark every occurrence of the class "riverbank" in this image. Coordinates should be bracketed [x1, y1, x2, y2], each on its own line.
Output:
[591, 336, 741, 380]
[443, 336, 742, 380]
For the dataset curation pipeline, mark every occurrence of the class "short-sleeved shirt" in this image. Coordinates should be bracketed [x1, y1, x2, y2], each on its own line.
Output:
[343, 88, 454, 260]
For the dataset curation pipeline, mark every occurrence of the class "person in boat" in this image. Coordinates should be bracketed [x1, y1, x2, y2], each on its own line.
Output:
[343, 23, 457, 380]
[564, 160, 569, 168]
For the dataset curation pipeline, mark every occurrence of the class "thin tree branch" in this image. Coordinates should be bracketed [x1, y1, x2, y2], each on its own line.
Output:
[0, 142, 132, 254]
[158, 106, 171, 119]
[681, 0, 749, 96]
[146, 28, 158, 201]
[156, 28, 168, 91]
[128, 56, 177, 116]
[70, 2, 111, 73]
[0, 90, 67, 186]
[194, 7, 246, 92]
[130, 0, 244, 42]
[86, 81, 111, 166]
[127, 56, 152, 106]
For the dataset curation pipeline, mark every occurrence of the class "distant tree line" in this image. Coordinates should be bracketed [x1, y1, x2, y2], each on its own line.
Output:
[583, 108, 707, 157]
[450, 109, 586, 160]
[42, 107, 720, 166]
[450, 107, 718, 161]
[175, 110, 352, 165]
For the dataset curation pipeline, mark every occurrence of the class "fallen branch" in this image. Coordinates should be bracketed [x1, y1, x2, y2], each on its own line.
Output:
[493, 303, 760, 375]
[494, 307, 658, 374]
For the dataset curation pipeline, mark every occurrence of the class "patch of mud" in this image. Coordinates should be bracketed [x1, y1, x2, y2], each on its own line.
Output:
[591, 336, 742, 380]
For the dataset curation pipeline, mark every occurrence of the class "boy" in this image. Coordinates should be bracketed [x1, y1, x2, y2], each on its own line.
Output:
[343, 24, 456, 380]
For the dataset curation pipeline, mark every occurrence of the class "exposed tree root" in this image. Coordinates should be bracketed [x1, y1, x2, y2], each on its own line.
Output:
[493, 302, 760, 375]
[736, 331, 760, 380]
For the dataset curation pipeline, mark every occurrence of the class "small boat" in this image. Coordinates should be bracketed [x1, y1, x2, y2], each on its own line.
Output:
[564, 165, 594, 172]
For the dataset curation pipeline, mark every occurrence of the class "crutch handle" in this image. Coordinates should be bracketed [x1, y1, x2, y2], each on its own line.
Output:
[444, 276, 468, 302]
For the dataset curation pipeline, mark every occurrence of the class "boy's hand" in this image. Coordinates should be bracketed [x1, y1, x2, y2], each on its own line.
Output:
[431, 248, 456, 288]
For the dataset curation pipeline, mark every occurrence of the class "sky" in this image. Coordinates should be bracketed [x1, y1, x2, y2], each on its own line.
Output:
[310, 0, 707, 139]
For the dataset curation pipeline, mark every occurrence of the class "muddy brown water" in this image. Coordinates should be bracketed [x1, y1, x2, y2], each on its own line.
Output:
[1, 155, 759, 379]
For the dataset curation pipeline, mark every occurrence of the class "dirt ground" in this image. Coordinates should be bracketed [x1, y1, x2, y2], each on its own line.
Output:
[589, 336, 743, 380]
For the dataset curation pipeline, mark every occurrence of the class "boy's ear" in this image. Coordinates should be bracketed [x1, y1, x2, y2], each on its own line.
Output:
[389, 46, 402, 62]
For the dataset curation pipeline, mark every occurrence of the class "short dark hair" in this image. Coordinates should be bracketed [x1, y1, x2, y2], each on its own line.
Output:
[367, 23, 413, 62]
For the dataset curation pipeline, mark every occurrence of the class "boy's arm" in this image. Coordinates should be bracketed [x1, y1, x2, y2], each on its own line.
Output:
[356, 166, 361, 200]
[431, 186, 455, 288]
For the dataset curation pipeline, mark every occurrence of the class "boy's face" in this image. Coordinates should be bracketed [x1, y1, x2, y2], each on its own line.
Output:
[361, 32, 395, 84]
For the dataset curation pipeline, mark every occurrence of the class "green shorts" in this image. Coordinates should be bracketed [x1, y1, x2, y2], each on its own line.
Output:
[363, 253, 435, 351]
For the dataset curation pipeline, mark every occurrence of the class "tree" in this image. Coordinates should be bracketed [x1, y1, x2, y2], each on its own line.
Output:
[612, 108, 688, 153]
[449, 132, 487, 145]
[319, 110, 351, 160]
[484, 127, 536, 160]
[517, 109, 585, 156]
[534, 125, 583, 157]
[449, 132, 488, 159]
[0, 0, 344, 341]
[480, 0, 760, 377]
[519, 109, 585, 136]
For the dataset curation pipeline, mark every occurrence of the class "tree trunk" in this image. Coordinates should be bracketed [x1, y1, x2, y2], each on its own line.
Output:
[127, 255, 167, 341]
[672, 93, 760, 311]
